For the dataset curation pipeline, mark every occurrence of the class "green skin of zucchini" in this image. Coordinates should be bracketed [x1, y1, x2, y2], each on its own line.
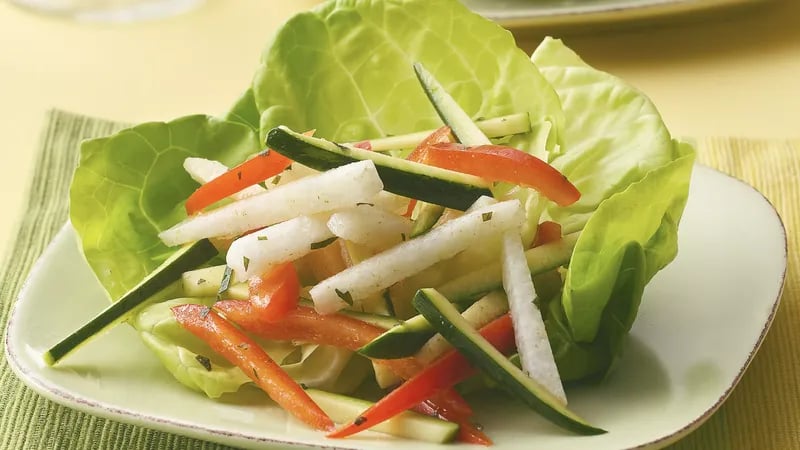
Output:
[265, 127, 492, 211]
[412, 288, 606, 436]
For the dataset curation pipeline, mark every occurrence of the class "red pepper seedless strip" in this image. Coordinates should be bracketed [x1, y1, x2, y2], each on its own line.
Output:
[248, 262, 300, 322]
[171, 304, 334, 431]
[328, 314, 516, 439]
[215, 300, 479, 440]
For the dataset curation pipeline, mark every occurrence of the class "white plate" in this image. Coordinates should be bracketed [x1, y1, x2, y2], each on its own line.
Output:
[4, 165, 787, 449]
[463, 0, 765, 28]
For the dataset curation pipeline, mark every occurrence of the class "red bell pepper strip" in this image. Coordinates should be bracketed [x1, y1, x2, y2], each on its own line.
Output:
[214, 301, 385, 351]
[248, 262, 300, 322]
[414, 400, 492, 446]
[327, 314, 516, 439]
[214, 300, 479, 441]
[402, 126, 454, 217]
[532, 220, 562, 248]
[419, 143, 580, 207]
[184, 130, 316, 215]
[184, 150, 292, 215]
[171, 304, 334, 431]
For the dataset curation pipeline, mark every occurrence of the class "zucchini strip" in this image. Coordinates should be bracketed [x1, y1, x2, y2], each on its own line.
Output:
[412, 288, 606, 435]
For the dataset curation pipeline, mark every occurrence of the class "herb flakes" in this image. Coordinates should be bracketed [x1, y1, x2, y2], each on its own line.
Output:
[195, 355, 212, 371]
[310, 237, 337, 250]
[481, 211, 493, 222]
[335, 288, 354, 306]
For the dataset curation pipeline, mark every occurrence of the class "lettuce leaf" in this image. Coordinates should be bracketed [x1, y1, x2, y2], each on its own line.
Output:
[252, 0, 563, 157]
[547, 148, 694, 379]
[532, 37, 683, 234]
[531, 38, 694, 346]
[70, 115, 260, 299]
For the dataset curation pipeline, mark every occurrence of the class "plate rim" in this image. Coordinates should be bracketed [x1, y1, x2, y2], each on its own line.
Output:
[468, 0, 767, 28]
[3, 163, 788, 450]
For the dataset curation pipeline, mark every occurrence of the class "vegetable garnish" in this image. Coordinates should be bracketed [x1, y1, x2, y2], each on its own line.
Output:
[247, 262, 300, 321]
[171, 303, 334, 431]
[328, 314, 516, 439]
[419, 143, 581, 207]
[58, 0, 696, 444]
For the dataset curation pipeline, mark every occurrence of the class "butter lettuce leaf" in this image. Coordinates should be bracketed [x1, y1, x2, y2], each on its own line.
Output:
[563, 145, 694, 343]
[545, 148, 694, 380]
[70, 115, 260, 299]
[253, 0, 563, 157]
[532, 37, 683, 233]
[531, 38, 694, 345]
[224, 88, 261, 132]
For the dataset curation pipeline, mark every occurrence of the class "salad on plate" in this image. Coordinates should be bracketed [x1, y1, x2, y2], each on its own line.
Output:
[46, 0, 695, 445]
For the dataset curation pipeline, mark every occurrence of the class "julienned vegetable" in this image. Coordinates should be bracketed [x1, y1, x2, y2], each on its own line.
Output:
[55, 0, 695, 446]
[171, 303, 335, 432]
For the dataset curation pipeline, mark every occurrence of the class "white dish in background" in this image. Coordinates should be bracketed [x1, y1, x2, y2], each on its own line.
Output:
[463, 0, 766, 28]
[4, 164, 787, 449]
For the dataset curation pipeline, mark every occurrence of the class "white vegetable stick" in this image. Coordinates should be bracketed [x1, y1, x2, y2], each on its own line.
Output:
[227, 214, 335, 280]
[183, 157, 266, 200]
[159, 160, 383, 246]
[327, 206, 412, 252]
[310, 200, 524, 314]
[371, 191, 409, 215]
[502, 230, 567, 405]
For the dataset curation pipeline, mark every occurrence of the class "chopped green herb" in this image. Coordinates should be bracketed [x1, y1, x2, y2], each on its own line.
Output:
[217, 266, 234, 300]
[300, 383, 308, 390]
[257, 235, 269, 241]
[242, 256, 251, 272]
[195, 355, 212, 371]
[196, 278, 206, 285]
[286, 164, 293, 171]
[335, 288, 354, 306]
[310, 237, 337, 250]
[272, 175, 282, 185]
[400, 233, 407, 241]
[482, 211, 493, 222]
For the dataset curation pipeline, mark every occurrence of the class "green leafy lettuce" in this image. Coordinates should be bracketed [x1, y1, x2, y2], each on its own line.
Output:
[531, 38, 694, 348]
[68, 0, 694, 392]
[70, 116, 260, 299]
[253, 0, 563, 156]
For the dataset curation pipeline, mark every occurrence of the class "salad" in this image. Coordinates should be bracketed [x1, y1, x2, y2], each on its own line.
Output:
[48, 0, 695, 445]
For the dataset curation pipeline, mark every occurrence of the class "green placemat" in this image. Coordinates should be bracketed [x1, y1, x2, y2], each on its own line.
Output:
[1, 110, 798, 449]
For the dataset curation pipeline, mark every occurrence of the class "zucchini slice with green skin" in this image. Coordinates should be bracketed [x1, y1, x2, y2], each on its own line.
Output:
[408, 62, 492, 236]
[44, 239, 218, 365]
[412, 288, 606, 436]
[412, 62, 493, 146]
[265, 126, 491, 211]
[358, 308, 447, 359]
